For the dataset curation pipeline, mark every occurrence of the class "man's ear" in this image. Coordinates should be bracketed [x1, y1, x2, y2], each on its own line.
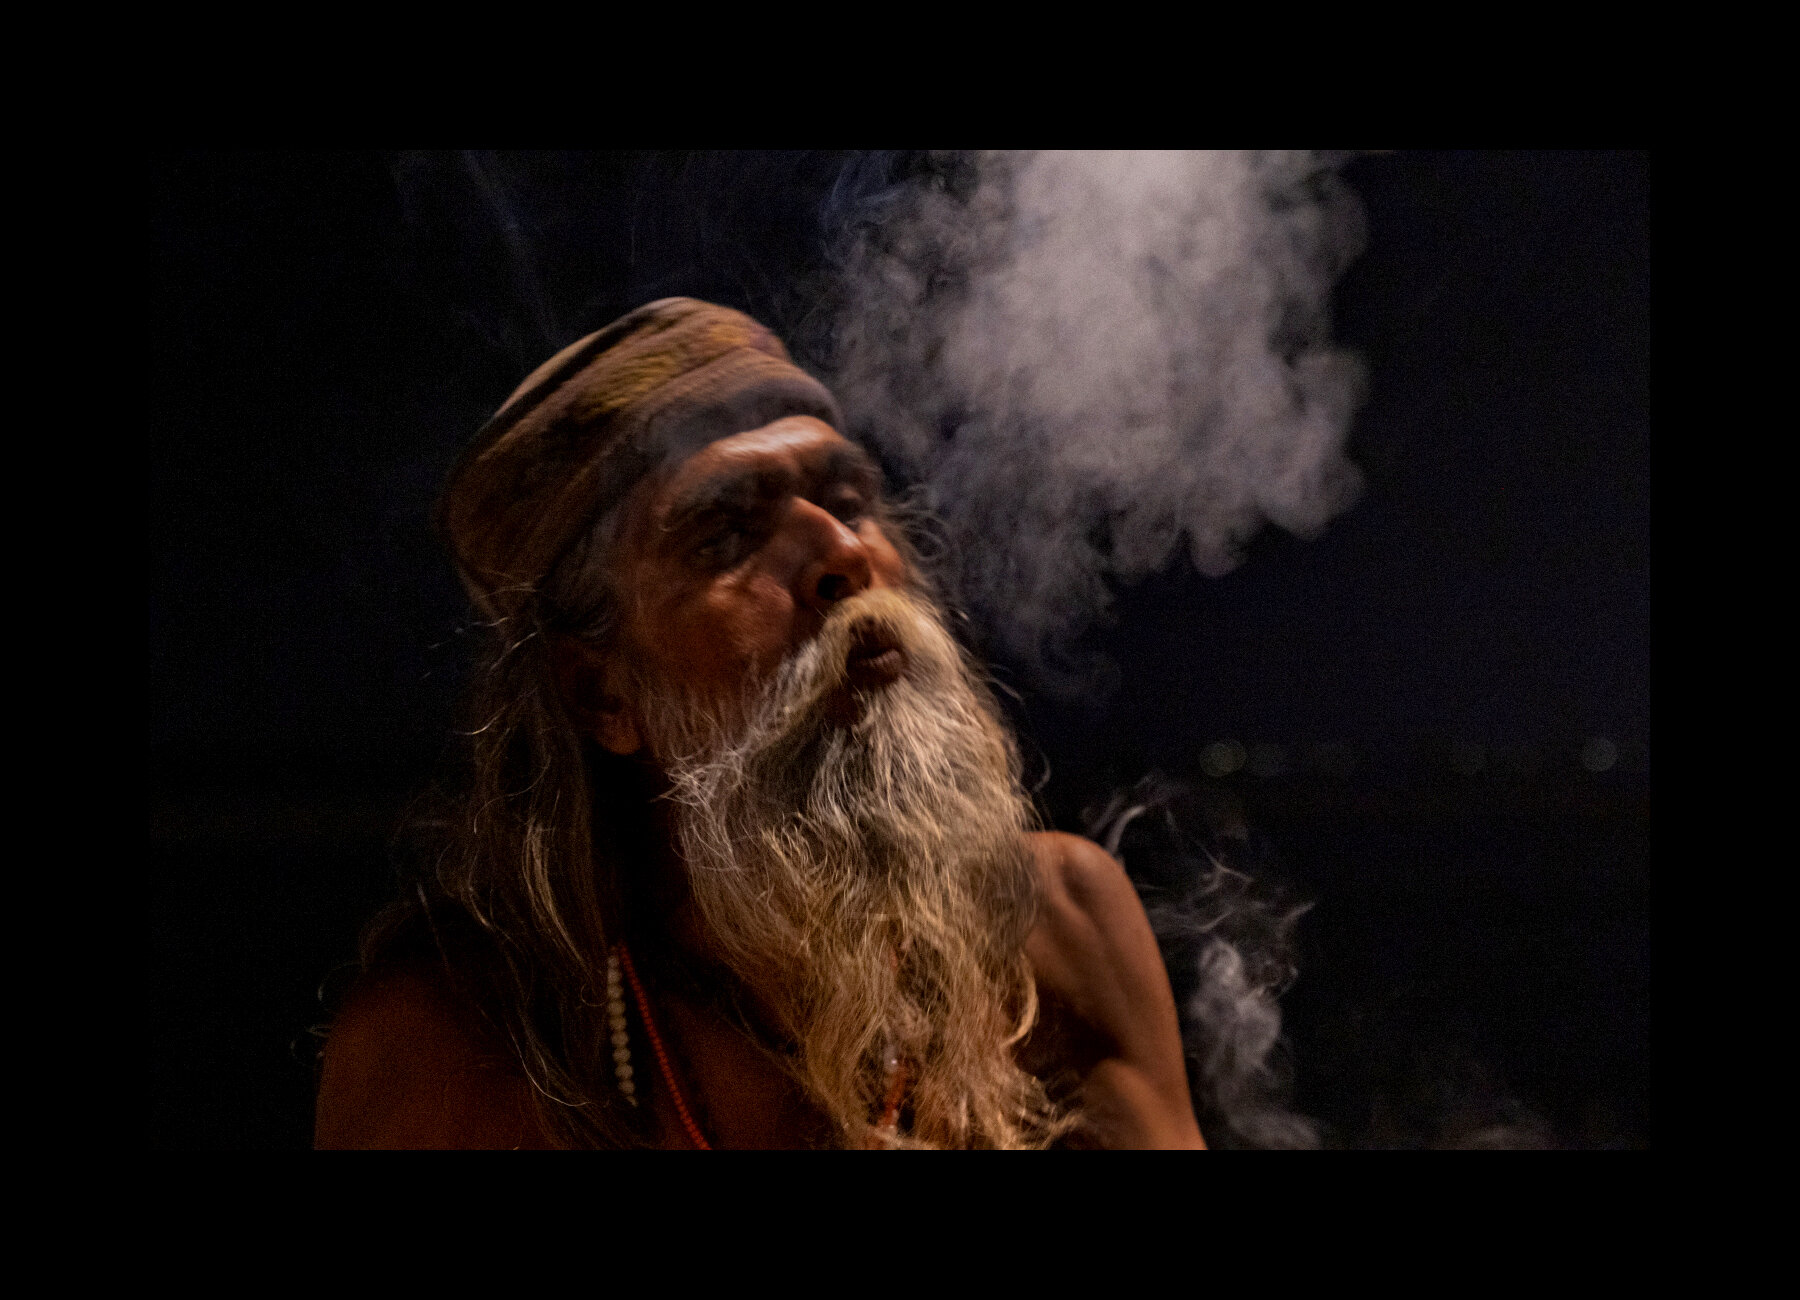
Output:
[549, 634, 643, 757]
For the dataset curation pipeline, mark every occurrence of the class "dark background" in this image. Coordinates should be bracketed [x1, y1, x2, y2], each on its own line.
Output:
[148, 150, 1651, 1149]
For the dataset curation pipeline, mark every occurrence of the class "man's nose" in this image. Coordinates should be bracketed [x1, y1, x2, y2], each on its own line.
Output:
[791, 499, 876, 613]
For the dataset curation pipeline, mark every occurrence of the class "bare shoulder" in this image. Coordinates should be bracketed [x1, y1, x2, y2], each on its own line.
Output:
[314, 965, 557, 1150]
[1020, 831, 1203, 1147]
[1026, 830, 1143, 919]
[1021, 829, 1167, 1013]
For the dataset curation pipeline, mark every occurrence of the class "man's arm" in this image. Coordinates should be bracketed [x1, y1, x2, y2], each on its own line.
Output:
[1021, 831, 1206, 1150]
[313, 968, 561, 1150]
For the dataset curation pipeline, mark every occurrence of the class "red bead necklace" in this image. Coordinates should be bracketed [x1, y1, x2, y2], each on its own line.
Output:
[608, 941, 909, 1149]
[614, 941, 712, 1150]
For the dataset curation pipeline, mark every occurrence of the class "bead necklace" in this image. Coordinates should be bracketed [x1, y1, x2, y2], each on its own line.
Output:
[606, 941, 909, 1149]
[869, 1046, 910, 1149]
[603, 949, 637, 1107]
[610, 941, 711, 1149]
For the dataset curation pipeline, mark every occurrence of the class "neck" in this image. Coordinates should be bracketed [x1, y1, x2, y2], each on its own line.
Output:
[619, 800, 797, 1056]
[618, 852, 834, 1148]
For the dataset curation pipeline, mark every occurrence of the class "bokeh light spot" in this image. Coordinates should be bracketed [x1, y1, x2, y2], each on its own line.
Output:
[1201, 739, 1248, 778]
[1581, 737, 1618, 773]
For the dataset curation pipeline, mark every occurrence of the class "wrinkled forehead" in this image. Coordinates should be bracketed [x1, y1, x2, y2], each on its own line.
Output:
[616, 416, 882, 543]
[438, 297, 850, 625]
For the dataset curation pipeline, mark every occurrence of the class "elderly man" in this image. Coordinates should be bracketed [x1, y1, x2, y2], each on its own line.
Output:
[315, 299, 1204, 1149]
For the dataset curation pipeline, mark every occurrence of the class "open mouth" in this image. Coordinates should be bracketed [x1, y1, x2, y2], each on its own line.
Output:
[843, 623, 906, 690]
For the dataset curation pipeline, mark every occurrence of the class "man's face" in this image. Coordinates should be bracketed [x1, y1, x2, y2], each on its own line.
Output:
[604, 415, 912, 756]
[590, 415, 1053, 1147]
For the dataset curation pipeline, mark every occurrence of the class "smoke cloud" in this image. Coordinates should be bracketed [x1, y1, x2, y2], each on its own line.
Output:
[823, 150, 1368, 691]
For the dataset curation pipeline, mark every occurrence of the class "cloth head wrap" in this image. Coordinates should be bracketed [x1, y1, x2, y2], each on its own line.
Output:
[438, 297, 844, 622]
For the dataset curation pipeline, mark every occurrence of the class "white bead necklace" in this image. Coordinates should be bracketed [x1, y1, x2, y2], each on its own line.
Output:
[605, 949, 637, 1106]
[606, 942, 908, 1145]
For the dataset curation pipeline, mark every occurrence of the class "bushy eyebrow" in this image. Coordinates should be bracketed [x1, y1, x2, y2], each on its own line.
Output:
[815, 444, 884, 502]
[658, 444, 883, 538]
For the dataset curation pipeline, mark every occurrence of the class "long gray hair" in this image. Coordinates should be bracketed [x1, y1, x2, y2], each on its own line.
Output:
[360, 507, 650, 1148]
[361, 495, 1014, 1148]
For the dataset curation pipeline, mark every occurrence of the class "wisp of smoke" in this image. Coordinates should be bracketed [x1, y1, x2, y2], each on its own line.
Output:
[824, 150, 1368, 692]
[1088, 775, 1319, 1149]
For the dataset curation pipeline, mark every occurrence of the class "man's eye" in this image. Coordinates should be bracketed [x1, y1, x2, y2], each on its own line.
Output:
[694, 525, 746, 566]
[828, 494, 868, 526]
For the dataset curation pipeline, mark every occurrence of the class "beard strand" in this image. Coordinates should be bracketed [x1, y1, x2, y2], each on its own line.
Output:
[631, 587, 1066, 1148]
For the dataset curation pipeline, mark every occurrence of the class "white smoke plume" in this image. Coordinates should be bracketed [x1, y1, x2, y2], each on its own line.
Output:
[824, 150, 1368, 691]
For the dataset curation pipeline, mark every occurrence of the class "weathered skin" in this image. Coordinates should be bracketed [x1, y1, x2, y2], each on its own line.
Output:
[315, 417, 1204, 1149]
[1020, 831, 1205, 1149]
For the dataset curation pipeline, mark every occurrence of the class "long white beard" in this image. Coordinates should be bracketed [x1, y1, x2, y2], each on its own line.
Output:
[631, 586, 1058, 1147]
